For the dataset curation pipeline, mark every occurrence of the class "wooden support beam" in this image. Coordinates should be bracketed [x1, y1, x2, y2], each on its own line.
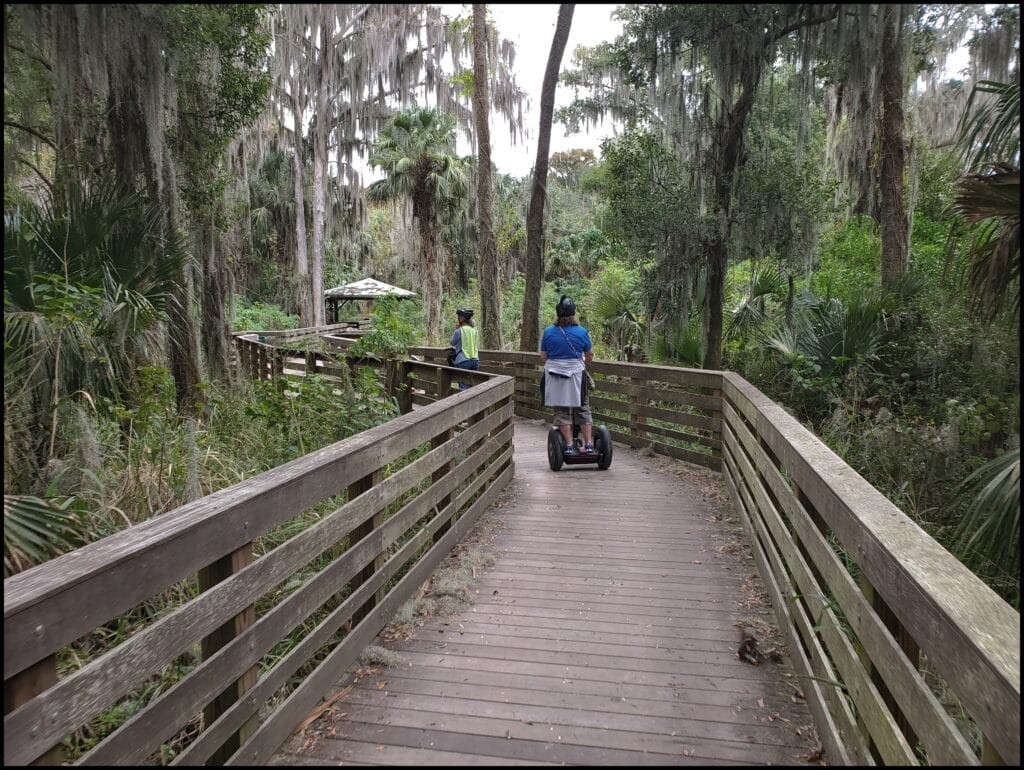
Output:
[198, 544, 258, 764]
[348, 470, 385, 624]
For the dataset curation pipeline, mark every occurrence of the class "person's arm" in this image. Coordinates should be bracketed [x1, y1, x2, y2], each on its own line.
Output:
[539, 351, 548, 363]
[584, 350, 593, 366]
[539, 328, 549, 363]
[582, 327, 593, 366]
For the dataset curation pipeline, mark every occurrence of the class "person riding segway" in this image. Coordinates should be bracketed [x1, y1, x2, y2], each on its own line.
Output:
[539, 295, 612, 471]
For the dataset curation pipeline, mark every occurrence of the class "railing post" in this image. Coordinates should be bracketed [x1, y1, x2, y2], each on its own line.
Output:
[397, 361, 413, 414]
[436, 367, 453, 400]
[305, 349, 318, 377]
[431, 367, 456, 543]
[245, 341, 255, 380]
[197, 544, 258, 764]
[630, 379, 647, 443]
[4, 656, 63, 765]
[711, 383, 723, 463]
[236, 339, 247, 380]
[854, 574, 921, 760]
[258, 344, 268, 381]
[348, 469, 384, 624]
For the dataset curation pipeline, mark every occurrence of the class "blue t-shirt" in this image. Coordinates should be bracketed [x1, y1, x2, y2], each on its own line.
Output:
[541, 324, 592, 360]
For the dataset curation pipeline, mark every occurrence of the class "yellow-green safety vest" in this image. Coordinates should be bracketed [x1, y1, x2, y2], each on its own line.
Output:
[460, 325, 479, 359]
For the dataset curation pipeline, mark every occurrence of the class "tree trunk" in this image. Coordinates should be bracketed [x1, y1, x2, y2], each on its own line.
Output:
[703, 65, 760, 371]
[290, 85, 313, 325]
[311, 15, 330, 327]
[163, 148, 201, 413]
[415, 197, 442, 344]
[200, 208, 230, 382]
[520, 4, 574, 351]
[473, 4, 503, 350]
[879, 3, 908, 289]
[291, 115, 312, 326]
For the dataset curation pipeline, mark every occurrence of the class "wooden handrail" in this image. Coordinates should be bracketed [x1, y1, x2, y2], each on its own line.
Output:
[720, 372, 1019, 765]
[3, 345, 514, 765]
[408, 346, 725, 470]
[4, 333, 1018, 766]
[232, 339, 1020, 765]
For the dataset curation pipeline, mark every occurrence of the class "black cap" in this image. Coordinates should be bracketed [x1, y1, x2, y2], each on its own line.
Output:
[556, 295, 576, 317]
[456, 307, 474, 319]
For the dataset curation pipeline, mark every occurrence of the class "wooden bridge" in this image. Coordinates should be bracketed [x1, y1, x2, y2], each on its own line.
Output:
[4, 327, 1019, 765]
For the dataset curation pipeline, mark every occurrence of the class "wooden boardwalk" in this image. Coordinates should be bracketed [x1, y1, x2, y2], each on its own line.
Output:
[272, 419, 820, 766]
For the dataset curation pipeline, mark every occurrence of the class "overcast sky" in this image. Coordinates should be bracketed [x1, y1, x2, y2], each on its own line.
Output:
[442, 4, 625, 176]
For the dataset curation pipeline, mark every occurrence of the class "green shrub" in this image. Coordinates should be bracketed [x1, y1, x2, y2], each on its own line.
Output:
[232, 296, 300, 331]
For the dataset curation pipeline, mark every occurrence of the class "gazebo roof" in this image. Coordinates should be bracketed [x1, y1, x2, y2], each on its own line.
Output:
[324, 278, 417, 300]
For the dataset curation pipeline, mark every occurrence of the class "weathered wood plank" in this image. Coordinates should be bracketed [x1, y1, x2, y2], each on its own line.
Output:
[725, 422, 914, 764]
[84, 429, 513, 766]
[227, 464, 514, 764]
[4, 378, 512, 680]
[587, 394, 720, 434]
[722, 447, 857, 766]
[722, 373, 1019, 763]
[723, 400, 977, 764]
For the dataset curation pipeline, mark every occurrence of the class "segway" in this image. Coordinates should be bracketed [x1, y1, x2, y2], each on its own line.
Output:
[547, 405, 613, 471]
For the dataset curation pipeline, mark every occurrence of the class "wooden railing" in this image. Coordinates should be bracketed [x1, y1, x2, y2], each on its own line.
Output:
[720, 373, 1019, 766]
[4, 330, 1018, 766]
[347, 340, 1019, 765]
[3, 338, 513, 765]
[407, 346, 724, 470]
[234, 320, 371, 343]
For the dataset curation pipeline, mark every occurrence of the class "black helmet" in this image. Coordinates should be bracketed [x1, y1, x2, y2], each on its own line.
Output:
[555, 295, 576, 317]
[456, 307, 474, 320]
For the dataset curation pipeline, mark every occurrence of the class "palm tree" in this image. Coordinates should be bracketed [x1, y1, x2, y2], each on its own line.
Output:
[5, 179, 188, 424]
[368, 108, 468, 343]
[946, 79, 1020, 601]
[247, 147, 299, 310]
[4, 179, 187, 566]
[953, 163, 1020, 324]
[952, 80, 1020, 324]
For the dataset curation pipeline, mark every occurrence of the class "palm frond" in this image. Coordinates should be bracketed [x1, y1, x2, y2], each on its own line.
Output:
[3, 494, 87, 577]
[951, 448, 1020, 582]
[957, 80, 1020, 171]
[726, 299, 766, 340]
[954, 164, 1021, 323]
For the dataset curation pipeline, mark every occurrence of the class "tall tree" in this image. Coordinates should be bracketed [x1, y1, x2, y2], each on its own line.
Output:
[9, 4, 270, 407]
[270, 5, 524, 329]
[368, 108, 468, 344]
[473, 4, 503, 349]
[520, 4, 575, 351]
[561, 5, 839, 369]
[878, 4, 909, 289]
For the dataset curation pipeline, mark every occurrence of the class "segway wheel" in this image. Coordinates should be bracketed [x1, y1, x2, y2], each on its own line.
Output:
[596, 425, 613, 470]
[547, 428, 564, 471]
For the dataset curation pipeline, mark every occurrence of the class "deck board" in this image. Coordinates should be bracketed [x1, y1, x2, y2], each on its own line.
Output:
[274, 418, 821, 765]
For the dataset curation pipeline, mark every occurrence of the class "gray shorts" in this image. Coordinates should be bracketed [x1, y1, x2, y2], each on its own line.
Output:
[552, 400, 592, 427]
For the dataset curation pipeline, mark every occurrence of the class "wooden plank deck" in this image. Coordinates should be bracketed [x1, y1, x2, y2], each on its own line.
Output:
[271, 418, 822, 766]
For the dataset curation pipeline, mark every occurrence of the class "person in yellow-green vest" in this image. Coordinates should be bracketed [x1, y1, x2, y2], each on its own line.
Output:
[450, 307, 480, 390]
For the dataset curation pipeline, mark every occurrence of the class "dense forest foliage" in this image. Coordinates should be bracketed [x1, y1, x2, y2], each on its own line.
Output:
[3, 1, 1019, 612]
